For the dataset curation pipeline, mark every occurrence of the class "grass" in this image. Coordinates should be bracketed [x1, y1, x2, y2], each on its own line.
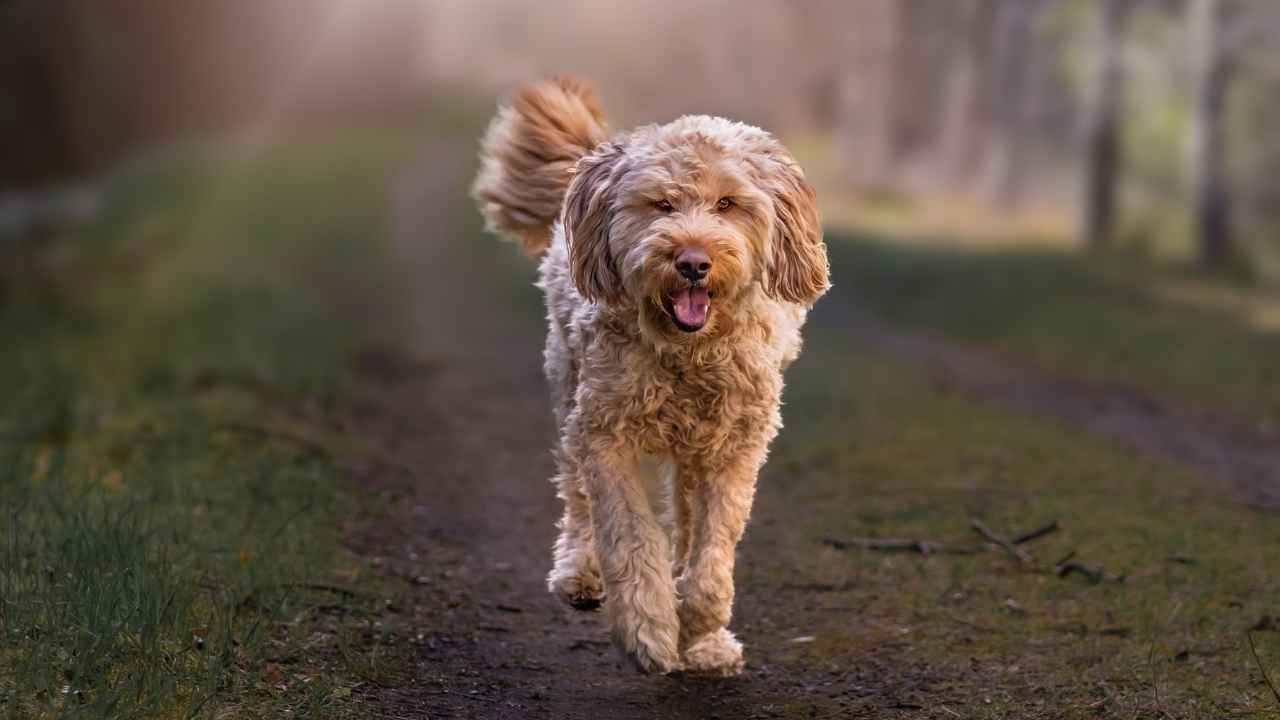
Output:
[751, 328, 1280, 717]
[825, 233, 1280, 427]
[0, 129, 421, 718]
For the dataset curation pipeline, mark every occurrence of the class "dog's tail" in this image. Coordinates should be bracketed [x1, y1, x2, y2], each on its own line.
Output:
[471, 77, 608, 254]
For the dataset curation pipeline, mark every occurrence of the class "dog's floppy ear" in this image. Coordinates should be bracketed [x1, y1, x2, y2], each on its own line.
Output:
[759, 151, 829, 305]
[564, 143, 626, 303]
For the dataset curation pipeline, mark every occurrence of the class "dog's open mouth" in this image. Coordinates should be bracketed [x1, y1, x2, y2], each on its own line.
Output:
[664, 286, 712, 333]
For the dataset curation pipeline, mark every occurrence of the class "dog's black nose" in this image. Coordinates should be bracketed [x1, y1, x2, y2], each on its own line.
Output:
[675, 248, 711, 281]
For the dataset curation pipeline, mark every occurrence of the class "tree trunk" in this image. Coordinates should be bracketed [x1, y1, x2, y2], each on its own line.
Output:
[986, 0, 1051, 208]
[836, 0, 901, 188]
[1189, 0, 1233, 269]
[938, 0, 997, 187]
[1080, 0, 1130, 250]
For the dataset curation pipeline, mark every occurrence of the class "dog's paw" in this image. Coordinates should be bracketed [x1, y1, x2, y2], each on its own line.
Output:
[624, 635, 683, 675]
[608, 603, 682, 674]
[547, 564, 606, 611]
[681, 628, 744, 677]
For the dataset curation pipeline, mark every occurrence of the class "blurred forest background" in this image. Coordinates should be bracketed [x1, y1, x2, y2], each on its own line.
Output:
[4, 3, 1280, 717]
[4, 0, 1280, 280]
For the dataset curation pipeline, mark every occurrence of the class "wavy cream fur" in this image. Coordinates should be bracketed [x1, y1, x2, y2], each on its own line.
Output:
[473, 78, 829, 675]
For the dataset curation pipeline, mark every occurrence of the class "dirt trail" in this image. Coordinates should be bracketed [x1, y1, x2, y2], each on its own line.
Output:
[848, 313, 1280, 511]
[345, 145, 882, 719]
[344, 143, 1277, 719]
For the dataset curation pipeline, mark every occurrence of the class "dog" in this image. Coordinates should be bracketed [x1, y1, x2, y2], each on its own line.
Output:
[471, 77, 829, 675]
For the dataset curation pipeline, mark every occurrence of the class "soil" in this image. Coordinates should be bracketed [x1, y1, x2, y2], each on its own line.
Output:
[339, 143, 1279, 719]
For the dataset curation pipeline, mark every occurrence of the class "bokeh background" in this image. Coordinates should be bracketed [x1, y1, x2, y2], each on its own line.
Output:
[3, 2, 1280, 719]
[5, 0, 1280, 274]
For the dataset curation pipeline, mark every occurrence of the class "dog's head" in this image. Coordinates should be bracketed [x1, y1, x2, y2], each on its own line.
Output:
[562, 116, 828, 337]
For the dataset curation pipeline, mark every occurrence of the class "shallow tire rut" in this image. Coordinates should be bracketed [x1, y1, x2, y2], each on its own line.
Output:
[845, 310, 1280, 511]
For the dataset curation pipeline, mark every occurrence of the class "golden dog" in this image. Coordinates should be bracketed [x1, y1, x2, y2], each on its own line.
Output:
[472, 77, 829, 675]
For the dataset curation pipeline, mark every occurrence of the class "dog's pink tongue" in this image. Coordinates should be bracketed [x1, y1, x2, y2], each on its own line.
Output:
[671, 287, 710, 328]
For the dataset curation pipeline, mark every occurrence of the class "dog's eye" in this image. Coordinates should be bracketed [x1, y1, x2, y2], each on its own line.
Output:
[716, 197, 735, 211]
[655, 199, 674, 213]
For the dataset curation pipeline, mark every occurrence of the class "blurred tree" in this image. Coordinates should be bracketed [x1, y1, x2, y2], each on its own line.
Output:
[938, 0, 998, 186]
[1081, 0, 1133, 250]
[1188, 0, 1233, 269]
[985, 0, 1057, 208]
[0, 2, 76, 187]
[0, 0, 429, 191]
[835, 0, 1073, 207]
[836, 0, 902, 189]
[1230, 0, 1280, 278]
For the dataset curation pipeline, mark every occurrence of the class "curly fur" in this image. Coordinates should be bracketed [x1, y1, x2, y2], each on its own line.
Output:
[472, 77, 829, 675]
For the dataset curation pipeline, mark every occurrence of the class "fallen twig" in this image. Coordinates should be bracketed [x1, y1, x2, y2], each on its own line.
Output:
[1012, 520, 1060, 546]
[969, 518, 1033, 563]
[1053, 554, 1125, 584]
[822, 537, 982, 556]
[1247, 631, 1280, 709]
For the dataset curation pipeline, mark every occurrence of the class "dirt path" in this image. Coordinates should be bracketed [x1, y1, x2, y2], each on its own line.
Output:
[846, 312, 1280, 511]
[342, 144, 1277, 719]
[343, 145, 890, 719]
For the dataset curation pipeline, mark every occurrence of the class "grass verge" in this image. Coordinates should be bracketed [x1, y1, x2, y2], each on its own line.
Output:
[0, 130, 419, 719]
[827, 233, 1280, 426]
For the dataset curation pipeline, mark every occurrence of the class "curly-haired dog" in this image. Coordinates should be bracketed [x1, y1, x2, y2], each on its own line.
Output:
[471, 77, 829, 675]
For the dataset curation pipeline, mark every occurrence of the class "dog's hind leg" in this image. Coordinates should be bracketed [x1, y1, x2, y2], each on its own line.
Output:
[547, 447, 605, 611]
[544, 326, 605, 610]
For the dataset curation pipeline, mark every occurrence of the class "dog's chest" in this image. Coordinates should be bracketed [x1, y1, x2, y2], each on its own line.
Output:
[625, 347, 781, 458]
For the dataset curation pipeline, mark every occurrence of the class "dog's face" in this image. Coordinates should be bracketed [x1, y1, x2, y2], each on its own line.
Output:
[563, 116, 828, 337]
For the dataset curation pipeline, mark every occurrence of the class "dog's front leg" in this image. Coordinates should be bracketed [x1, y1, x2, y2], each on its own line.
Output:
[581, 441, 682, 674]
[676, 446, 765, 676]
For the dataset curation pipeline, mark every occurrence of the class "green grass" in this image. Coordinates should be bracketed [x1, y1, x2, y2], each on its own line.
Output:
[753, 330, 1280, 717]
[0, 130, 420, 718]
[827, 233, 1280, 425]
